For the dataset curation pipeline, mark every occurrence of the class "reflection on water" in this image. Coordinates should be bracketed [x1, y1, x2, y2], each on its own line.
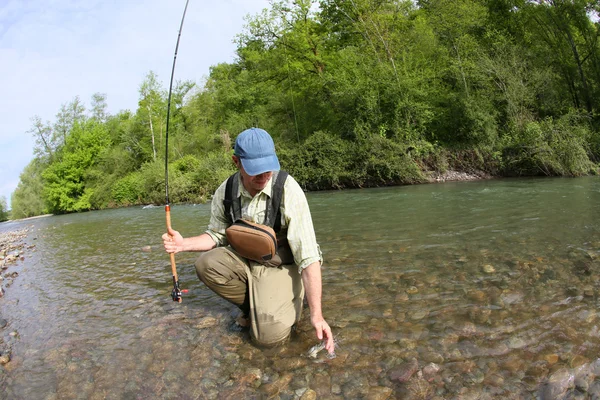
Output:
[1, 177, 600, 399]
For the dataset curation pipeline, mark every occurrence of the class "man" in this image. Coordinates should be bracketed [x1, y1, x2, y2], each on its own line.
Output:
[162, 127, 334, 352]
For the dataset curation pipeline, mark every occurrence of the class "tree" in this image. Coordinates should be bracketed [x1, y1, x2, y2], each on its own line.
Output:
[520, 0, 599, 114]
[54, 96, 86, 148]
[0, 196, 8, 221]
[138, 71, 166, 162]
[91, 92, 109, 122]
[42, 120, 111, 213]
[11, 160, 48, 219]
[29, 115, 56, 162]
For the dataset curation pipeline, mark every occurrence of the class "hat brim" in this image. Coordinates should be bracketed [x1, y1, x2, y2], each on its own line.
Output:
[240, 155, 281, 176]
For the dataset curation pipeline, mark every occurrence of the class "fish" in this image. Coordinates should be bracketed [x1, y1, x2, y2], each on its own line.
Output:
[306, 335, 341, 359]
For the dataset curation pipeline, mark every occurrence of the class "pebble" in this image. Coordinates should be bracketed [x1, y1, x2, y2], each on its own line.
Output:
[368, 386, 393, 400]
[299, 389, 317, 400]
[482, 264, 496, 273]
[195, 317, 218, 329]
[406, 286, 419, 295]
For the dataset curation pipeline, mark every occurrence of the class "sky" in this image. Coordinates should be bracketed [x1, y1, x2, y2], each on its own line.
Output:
[0, 0, 271, 209]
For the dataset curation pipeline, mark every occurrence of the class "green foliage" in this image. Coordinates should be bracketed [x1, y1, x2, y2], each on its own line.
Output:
[189, 152, 237, 201]
[112, 172, 143, 206]
[279, 131, 425, 189]
[0, 196, 8, 222]
[42, 120, 111, 213]
[356, 136, 426, 186]
[12, 0, 600, 217]
[136, 161, 165, 205]
[11, 159, 48, 219]
[501, 113, 595, 176]
[279, 131, 353, 189]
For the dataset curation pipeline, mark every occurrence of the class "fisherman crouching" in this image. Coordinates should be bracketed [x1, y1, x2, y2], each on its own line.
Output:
[162, 127, 334, 352]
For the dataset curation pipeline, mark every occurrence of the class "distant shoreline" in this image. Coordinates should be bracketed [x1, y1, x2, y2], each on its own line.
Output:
[4, 214, 53, 223]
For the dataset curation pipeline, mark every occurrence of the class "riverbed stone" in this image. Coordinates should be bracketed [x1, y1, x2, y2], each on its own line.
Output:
[483, 373, 504, 387]
[482, 264, 496, 274]
[539, 368, 575, 400]
[570, 355, 589, 368]
[195, 317, 218, 329]
[299, 388, 317, 400]
[544, 354, 559, 365]
[388, 358, 419, 383]
[421, 351, 444, 364]
[367, 385, 393, 400]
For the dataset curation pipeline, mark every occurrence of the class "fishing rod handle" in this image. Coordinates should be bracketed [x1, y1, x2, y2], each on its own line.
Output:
[165, 204, 180, 285]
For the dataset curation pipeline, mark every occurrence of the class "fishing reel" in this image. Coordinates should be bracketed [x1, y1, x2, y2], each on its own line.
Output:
[171, 279, 188, 302]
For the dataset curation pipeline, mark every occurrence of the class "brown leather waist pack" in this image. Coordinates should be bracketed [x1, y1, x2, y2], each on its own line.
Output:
[226, 219, 293, 267]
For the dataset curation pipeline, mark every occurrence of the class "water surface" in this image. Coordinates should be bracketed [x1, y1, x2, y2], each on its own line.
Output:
[1, 177, 599, 399]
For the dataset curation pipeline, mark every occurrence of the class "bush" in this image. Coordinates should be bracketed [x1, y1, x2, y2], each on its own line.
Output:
[501, 114, 595, 176]
[190, 151, 236, 200]
[278, 131, 354, 190]
[353, 136, 425, 186]
[111, 172, 143, 206]
[279, 131, 425, 189]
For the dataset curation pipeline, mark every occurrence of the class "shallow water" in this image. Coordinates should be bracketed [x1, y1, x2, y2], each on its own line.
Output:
[1, 177, 600, 399]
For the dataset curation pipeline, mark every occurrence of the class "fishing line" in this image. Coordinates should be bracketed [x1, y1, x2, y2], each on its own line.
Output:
[165, 0, 190, 303]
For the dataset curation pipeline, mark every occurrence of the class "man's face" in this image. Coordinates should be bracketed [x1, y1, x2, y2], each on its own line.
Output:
[233, 156, 273, 196]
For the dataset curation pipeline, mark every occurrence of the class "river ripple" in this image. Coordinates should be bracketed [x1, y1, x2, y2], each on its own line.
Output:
[1, 176, 600, 399]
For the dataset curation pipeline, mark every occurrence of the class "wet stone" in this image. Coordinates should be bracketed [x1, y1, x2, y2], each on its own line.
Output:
[421, 351, 444, 364]
[388, 358, 419, 383]
[411, 310, 429, 321]
[406, 286, 419, 295]
[273, 357, 308, 371]
[483, 373, 504, 387]
[589, 381, 600, 398]
[482, 264, 496, 274]
[195, 317, 218, 329]
[331, 384, 342, 395]
[468, 290, 487, 303]
[367, 385, 393, 400]
[526, 361, 550, 380]
[299, 388, 317, 400]
[406, 378, 433, 399]
[544, 354, 560, 365]
[590, 358, 600, 375]
[539, 368, 575, 400]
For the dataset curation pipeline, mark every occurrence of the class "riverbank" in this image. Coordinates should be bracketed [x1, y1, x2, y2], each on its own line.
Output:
[426, 169, 493, 183]
[0, 227, 31, 368]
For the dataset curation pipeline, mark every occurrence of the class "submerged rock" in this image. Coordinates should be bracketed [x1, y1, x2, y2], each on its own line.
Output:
[389, 358, 419, 383]
[539, 368, 574, 400]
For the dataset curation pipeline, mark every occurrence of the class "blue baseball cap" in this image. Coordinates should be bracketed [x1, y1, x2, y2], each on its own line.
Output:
[234, 128, 281, 176]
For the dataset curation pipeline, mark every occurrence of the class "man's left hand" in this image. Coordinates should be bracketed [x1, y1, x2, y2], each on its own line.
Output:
[312, 317, 334, 354]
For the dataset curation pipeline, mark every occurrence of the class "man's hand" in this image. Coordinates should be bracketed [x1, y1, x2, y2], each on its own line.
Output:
[312, 316, 335, 354]
[162, 228, 183, 253]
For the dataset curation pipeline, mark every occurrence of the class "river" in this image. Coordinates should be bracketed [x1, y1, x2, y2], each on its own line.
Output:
[1, 176, 599, 399]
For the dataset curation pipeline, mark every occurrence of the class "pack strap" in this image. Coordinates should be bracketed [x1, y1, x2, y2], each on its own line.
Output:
[224, 172, 241, 224]
[223, 171, 288, 231]
[265, 171, 288, 231]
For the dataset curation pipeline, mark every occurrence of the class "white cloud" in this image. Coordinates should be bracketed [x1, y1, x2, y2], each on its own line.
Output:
[0, 0, 270, 209]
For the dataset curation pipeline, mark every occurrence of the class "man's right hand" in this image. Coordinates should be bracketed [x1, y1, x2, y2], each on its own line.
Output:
[162, 228, 184, 253]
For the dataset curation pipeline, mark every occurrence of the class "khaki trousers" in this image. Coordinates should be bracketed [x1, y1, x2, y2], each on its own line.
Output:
[195, 247, 304, 347]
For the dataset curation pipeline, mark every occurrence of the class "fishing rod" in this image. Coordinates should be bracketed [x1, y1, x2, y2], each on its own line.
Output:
[165, 0, 190, 303]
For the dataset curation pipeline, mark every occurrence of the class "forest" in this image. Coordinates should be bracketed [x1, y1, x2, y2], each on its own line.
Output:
[8, 0, 600, 219]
